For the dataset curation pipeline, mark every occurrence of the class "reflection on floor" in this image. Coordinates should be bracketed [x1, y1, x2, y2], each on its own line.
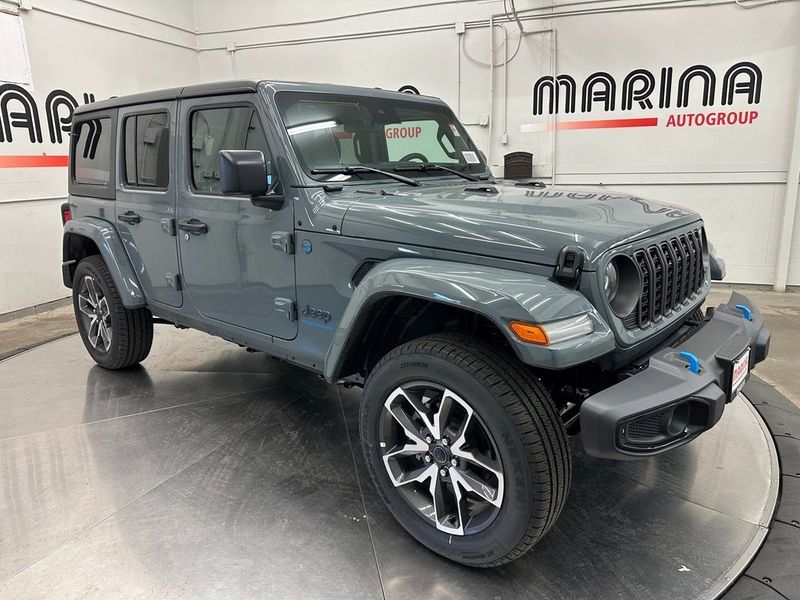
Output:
[0, 328, 778, 599]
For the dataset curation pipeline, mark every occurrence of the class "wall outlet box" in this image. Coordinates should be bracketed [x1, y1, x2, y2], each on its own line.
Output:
[501, 133, 509, 144]
[454, 21, 465, 35]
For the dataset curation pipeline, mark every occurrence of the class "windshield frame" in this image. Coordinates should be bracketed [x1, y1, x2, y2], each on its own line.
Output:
[274, 90, 490, 185]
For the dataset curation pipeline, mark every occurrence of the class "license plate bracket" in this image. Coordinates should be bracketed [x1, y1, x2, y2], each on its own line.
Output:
[729, 348, 751, 401]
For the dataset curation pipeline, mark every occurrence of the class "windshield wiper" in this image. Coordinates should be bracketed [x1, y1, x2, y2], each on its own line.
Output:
[394, 163, 480, 182]
[311, 166, 419, 187]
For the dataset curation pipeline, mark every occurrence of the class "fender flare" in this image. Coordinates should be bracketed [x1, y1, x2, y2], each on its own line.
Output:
[63, 217, 146, 308]
[323, 258, 614, 381]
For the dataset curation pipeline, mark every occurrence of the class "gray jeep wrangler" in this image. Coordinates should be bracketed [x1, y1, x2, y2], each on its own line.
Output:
[61, 80, 771, 567]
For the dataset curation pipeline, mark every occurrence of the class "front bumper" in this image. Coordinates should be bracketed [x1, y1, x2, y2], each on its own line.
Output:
[581, 291, 771, 459]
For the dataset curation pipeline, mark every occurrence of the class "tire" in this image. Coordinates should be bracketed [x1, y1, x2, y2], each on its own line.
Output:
[360, 333, 571, 567]
[72, 255, 153, 369]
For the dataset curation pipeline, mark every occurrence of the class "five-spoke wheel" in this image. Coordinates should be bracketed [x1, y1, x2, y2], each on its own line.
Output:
[77, 275, 113, 352]
[361, 334, 571, 566]
[380, 383, 504, 535]
[72, 255, 153, 369]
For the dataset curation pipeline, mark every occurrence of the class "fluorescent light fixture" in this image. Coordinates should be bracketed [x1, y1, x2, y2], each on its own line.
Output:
[287, 120, 337, 136]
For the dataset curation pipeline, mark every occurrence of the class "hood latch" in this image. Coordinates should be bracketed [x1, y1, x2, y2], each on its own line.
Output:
[555, 245, 585, 285]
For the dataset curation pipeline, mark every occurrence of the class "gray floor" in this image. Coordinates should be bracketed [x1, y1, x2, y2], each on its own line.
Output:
[0, 328, 779, 599]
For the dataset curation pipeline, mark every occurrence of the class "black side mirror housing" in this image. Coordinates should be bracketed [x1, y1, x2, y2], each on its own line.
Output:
[218, 149, 285, 210]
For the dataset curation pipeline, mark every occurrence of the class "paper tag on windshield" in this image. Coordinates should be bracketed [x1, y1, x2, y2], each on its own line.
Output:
[449, 123, 461, 137]
[327, 174, 351, 181]
[462, 151, 480, 164]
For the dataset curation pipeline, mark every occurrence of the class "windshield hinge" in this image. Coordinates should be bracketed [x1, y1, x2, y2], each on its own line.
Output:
[271, 231, 295, 255]
[555, 245, 585, 285]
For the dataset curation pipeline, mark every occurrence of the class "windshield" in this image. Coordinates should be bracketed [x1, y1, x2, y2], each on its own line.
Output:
[275, 91, 487, 182]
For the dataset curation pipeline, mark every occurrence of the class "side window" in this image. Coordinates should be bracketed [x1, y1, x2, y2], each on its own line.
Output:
[190, 106, 271, 193]
[73, 118, 113, 185]
[123, 112, 170, 188]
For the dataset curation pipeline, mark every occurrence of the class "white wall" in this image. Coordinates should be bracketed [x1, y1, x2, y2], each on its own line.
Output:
[195, 0, 800, 288]
[0, 0, 199, 314]
[2, 0, 800, 314]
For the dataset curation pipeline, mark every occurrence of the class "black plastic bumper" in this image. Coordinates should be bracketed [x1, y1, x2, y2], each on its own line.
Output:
[581, 291, 771, 459]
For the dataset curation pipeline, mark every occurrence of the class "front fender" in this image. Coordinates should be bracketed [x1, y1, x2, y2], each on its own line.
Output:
[63, 217, 146, 308]
[324, 259, 615, 381]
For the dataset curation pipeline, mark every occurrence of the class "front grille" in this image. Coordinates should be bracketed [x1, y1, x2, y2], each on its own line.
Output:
[631, 228, 705, 329]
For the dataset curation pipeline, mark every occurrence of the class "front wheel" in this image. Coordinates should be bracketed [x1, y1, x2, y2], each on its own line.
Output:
[360, 334, 571, 567]
[72, 255, 153, 369]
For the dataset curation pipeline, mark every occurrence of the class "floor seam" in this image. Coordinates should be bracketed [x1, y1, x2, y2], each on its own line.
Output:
[0, 384, 283, 444]
[753, 401, 800, 419]
[336, 385, 387, 600]
[741, 574, 792, 599]
[0, 391, 306, 587]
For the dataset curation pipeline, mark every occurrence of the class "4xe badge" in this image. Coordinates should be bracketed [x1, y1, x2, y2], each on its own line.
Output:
[301, 304, 332, 324]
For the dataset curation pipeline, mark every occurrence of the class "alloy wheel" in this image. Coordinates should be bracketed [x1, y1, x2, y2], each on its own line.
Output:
[77, 275, 113, 352]
[379, 382, 505, 536]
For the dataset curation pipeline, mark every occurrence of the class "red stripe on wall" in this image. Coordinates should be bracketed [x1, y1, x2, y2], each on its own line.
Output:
[0, 155, 69, 168]
[524, 117, 659, 132]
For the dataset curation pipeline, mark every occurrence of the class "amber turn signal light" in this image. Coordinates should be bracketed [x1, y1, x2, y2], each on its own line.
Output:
[508, 321, 549, 345]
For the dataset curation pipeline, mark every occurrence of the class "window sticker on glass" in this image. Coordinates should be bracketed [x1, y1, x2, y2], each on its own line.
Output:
[449, 123, 461, 137]
[462, 150, 480, 164]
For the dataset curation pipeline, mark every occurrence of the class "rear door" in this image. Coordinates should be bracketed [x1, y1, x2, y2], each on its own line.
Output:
[115, 101, 182, 307]
[175, 94, 297, 339]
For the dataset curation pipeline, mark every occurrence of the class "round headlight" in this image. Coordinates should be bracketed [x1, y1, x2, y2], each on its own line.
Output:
[603, 261, 619, 302]
[605, 255, 642, 318]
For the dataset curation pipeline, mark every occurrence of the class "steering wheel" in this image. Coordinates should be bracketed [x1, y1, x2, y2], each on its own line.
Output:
[399, 152, 429, 163]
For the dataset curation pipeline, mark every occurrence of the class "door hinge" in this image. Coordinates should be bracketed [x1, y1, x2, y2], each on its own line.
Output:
[166, 272, 182, 290]
[271, 231, 295, 255]
[274, 298, 296, 321]
[161, 217, 176, 236]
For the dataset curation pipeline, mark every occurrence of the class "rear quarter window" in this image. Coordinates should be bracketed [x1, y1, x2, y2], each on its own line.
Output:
[73, 118, 112, 185]
[69, 111, 117, 199]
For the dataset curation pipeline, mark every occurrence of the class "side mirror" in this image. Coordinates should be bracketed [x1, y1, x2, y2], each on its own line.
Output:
[218, 149, 284, 210]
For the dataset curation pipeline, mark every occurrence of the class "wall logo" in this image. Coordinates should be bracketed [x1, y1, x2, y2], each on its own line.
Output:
[527, 61, 762, 131]
[0, 84, 96, 168]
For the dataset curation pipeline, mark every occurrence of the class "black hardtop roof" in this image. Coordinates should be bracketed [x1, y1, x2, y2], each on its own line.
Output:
[73, 79, 444, 116]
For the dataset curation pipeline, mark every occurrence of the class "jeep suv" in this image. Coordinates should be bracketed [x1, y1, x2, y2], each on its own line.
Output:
[61, 80, 771, 567]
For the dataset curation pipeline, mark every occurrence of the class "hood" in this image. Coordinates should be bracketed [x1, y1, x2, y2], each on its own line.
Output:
[340, 182, 702, 269]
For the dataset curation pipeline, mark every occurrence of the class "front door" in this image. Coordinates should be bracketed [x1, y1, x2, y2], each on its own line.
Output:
[115, 101, 182, 308]
[176, 94, 297, 339]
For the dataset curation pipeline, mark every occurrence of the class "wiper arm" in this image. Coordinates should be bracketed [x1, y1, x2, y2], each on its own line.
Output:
[311, 165, 419, 187]
[394, 163, 479, 182]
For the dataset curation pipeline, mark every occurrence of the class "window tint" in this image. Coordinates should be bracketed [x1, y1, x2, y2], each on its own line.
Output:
[190, 106, 270, 193]
[73, 118, 112, 185]
[123, 112, 170, 188]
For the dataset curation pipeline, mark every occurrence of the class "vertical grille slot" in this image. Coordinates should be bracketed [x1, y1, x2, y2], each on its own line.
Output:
[628, 228, 705, 329]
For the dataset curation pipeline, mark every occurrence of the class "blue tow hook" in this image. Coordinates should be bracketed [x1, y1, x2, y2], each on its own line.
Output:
[735, 304, 753, 321]
[678, 351, 701, 374]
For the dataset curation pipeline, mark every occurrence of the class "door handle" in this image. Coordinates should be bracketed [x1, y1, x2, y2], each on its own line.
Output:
[118, 211, 141, 224]
[178, 219, 209, 235]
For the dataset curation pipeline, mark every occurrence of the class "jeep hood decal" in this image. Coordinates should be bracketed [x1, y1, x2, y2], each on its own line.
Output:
[340, 183, 701, 268]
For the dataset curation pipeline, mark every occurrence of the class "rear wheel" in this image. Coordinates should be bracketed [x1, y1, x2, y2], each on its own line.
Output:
[72, 256, 153, 369]
[360, 334, 571, 567]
